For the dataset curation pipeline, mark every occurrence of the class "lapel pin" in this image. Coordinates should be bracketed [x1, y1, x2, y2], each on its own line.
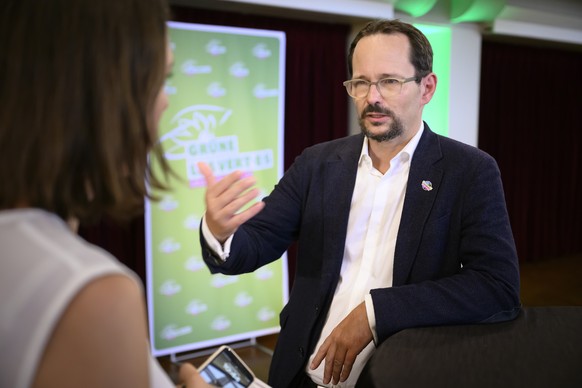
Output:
[421, 180, 433, 191]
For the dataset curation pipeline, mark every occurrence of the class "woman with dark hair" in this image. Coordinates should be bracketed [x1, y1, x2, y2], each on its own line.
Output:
[0, 1, 210, 387]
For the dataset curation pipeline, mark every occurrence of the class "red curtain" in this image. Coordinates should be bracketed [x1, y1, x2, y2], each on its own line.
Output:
[478, 39, 582, 263]
[80, 6, 350, 285]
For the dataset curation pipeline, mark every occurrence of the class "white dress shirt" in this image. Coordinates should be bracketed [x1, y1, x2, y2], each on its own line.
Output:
[306, 125, 423, 387]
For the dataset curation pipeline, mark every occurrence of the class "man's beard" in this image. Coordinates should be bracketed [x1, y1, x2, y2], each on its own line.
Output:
[359, 105, 404, 142]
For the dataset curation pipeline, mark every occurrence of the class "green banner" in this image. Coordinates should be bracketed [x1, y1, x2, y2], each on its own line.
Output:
[146, 22, 287, 356]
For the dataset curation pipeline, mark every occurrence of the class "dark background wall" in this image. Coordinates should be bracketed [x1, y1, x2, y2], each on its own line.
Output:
[478, 37, 582, 263]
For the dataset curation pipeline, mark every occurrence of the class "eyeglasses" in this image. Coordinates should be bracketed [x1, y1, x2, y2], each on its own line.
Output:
[343, 76, 418, 99]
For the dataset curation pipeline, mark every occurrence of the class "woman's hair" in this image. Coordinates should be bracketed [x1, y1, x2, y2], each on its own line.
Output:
[0, 0, 171, 222]
[347, 19, 433, 81]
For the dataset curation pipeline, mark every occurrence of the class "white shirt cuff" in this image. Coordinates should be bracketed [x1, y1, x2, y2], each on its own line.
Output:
[201, 215, 233, 261]
[364, 294, 379, 344]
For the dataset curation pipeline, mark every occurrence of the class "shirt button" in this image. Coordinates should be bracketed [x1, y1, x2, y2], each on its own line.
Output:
[299, 346, 304, 357]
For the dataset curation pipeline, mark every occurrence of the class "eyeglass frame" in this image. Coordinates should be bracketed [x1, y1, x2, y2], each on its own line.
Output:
[342, 76, 419, 99]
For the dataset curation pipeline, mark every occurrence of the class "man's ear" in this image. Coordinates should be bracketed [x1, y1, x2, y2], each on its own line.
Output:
[420, 73, 437, 105]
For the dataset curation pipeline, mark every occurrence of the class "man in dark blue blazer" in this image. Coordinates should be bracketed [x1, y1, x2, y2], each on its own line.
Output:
[199, 19, 520, 388]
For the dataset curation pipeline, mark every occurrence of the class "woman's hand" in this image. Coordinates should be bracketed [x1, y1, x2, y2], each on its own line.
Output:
[176, 362, 213, 388]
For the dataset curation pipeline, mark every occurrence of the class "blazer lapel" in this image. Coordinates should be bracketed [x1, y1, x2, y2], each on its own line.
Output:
[321, 135, 362, 281]
[393, 125, 443, 286]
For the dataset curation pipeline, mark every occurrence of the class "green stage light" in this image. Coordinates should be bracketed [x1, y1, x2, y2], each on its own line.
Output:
[415, 24, 451, 137]
[395, 0, 439, 18]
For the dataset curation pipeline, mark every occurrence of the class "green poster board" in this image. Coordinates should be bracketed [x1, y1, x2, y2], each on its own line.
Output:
[146, 22, 287, 356]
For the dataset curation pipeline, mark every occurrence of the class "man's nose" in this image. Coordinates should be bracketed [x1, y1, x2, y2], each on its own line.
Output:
[366, 83, 383, 105]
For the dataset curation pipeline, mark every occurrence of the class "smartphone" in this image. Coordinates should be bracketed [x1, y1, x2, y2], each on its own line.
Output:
[198, 345, 255, 387]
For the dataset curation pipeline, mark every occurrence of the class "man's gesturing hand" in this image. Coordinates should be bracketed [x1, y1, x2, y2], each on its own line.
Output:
[198, 162, 265, 243]
[309, 302, 373, 385]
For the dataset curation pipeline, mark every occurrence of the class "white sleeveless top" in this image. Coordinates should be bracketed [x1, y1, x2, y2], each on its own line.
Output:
[0, 209, 174, 388]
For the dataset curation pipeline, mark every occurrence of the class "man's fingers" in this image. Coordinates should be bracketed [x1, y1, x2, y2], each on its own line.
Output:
[339, 358, 354, 382]
[331, 357, 344, 384]
[220, 187, 261, 217]
[232, 200, 265, 225]
[206, 181, 262, 225]
[322, 347, 337, 385]
[199, 161, 266, 242]
[310, 338, 330, 370]
[312, 303, 373, 384]
[310, 336, 346, 385]
[215, 199, 265, 231]
[206, 173, 256, 208]
[205, 186, 265, 242]
[197, 162, 216, 186]
[198, 162, 252, 200]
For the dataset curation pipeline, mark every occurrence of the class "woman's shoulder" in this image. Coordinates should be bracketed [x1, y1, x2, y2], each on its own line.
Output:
[32, 274, 150, 387]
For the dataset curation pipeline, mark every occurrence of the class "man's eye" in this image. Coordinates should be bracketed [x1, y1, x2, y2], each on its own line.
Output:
[380, 78, 399, 86]
[353, 80, 368, 88]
